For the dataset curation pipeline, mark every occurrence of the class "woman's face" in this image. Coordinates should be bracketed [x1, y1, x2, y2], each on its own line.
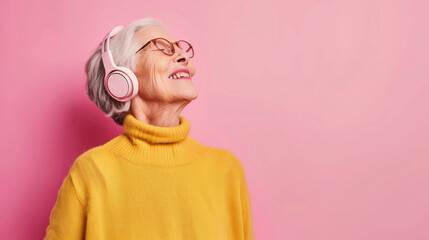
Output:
[133, 26, 197, 103]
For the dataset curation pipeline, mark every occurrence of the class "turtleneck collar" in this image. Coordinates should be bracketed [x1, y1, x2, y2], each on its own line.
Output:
[123, 113, 190, 144]
[102, 113, 209, 168]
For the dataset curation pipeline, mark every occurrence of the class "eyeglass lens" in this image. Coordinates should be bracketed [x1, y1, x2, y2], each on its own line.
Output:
[154, 39, 194, 58]
[178, 41, 194, 58]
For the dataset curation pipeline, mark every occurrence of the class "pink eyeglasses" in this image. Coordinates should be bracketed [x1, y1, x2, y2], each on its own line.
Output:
[135, 37, 194, 58]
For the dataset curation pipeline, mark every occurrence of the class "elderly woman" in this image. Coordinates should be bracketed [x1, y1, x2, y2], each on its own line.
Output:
[44, 17, 254, 240]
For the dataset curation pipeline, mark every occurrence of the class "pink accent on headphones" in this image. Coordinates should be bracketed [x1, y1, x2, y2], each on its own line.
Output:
[101, 25, 138, 102]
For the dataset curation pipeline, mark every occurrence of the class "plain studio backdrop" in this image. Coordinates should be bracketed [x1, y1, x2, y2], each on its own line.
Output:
[0, 0, 428, 239]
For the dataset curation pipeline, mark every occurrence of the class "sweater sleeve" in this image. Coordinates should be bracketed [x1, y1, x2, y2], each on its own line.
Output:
[238, 161, 255, 240]
[43, 173, 86, 240]
[226, 150, 255, 240]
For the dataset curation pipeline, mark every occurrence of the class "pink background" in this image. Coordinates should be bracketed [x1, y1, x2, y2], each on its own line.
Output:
[1, 0, 428, 239]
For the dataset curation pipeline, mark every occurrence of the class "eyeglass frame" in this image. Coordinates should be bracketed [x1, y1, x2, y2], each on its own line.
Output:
[134, 37, 194, 58]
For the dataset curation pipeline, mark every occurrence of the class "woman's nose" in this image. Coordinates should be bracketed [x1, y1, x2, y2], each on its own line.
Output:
[174, 46, 189, 64]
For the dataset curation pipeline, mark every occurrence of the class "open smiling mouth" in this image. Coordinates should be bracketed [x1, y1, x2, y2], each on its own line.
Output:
[168, 69, 191, 80]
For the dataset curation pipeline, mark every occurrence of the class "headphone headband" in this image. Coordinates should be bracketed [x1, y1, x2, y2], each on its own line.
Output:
[101, 25, 124, 71]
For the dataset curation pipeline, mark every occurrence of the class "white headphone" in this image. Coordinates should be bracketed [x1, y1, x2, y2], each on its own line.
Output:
[101, 25, 139, 102]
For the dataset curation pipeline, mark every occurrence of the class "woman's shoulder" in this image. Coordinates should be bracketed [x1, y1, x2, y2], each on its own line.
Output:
[76, 145, 109, 161]
[203, 147, 245, 173]
[210, 148, 240, 162]
[68, 145, 112, 174]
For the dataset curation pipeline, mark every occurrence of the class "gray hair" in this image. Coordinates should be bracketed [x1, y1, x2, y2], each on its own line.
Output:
[84, 17, 169, 126]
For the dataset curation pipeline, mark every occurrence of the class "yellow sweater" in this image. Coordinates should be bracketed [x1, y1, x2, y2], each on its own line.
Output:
[44, 113, 254, 240]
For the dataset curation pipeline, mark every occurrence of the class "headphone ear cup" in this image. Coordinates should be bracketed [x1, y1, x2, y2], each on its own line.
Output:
[118, 67, 139, 100]
[105, 71, 130, 100]
[104, 67, 139, 102]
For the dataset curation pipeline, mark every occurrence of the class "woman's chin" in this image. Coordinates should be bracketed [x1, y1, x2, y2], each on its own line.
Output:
[179, 88, 198, 100]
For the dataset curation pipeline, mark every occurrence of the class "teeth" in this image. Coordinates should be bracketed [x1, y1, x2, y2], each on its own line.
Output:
[168, 72, 190, 79]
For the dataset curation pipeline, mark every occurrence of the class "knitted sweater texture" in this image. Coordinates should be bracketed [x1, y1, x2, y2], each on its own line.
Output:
[44, 113, 254, 240]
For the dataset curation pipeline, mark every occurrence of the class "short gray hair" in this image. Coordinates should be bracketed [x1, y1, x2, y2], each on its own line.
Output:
[85, 17, 169, 126]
